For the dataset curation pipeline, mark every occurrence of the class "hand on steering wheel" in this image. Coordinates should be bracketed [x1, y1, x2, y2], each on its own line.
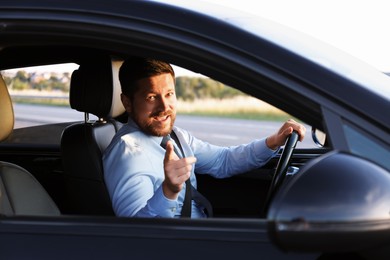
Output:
[263, 131, 299, 216]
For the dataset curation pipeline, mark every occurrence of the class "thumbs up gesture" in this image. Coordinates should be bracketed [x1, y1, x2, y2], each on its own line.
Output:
[162, 140, 196, 199]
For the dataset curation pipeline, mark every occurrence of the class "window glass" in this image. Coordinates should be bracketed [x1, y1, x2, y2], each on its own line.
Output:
[343, 123, 390, 171]
[2, 64, 317, 148]
[173, 72, 315, 148]
[2, 63, 82, 128]
[1, 64, 85, 146]
[0, 62, 320, 220]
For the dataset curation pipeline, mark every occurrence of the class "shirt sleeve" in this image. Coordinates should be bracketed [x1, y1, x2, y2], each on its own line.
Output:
[103, 136, 179, 218]
[186, 133, 278, 178]
[134, 185, 180, 218]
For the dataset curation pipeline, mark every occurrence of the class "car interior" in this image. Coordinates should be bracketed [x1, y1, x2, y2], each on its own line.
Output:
[0, 72, 60, 216]
[60, 55, 125, 215]
[0, 46, 328, 219]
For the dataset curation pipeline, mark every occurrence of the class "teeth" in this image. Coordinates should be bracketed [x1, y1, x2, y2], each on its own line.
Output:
[156, 115, 168, 121]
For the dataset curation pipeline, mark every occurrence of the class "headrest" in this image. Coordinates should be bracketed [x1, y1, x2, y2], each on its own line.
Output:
[70, 57, 125, 119]
[0, 75, 14, 141]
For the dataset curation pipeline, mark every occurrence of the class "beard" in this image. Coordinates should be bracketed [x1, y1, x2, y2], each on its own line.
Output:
[132, 109, 176, 137]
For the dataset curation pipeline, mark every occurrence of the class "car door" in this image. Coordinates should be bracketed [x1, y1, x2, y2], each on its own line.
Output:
[0, 215, 320, 259]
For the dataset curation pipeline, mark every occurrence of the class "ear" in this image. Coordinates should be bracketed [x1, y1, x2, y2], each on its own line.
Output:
[121, 93, 132, 114]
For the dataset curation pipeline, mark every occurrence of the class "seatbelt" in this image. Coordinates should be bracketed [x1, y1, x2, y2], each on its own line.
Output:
[170, 132, 213, 218]
[160, 134, 192, 218]
[161, 132, 213, 218]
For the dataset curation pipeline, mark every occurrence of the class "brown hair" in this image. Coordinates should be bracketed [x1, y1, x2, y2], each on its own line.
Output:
[119, 57, 175, 99]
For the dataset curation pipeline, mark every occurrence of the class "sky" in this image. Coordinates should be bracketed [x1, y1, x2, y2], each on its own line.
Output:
[206, 0, 390, 73]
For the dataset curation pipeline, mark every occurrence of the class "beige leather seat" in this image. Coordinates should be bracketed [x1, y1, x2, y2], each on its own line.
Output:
[0, 74, 60, 216]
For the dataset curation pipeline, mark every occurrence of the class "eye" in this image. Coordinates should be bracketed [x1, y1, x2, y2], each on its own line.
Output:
[167, 91, 175, 97]
[147, 95, 156, 101]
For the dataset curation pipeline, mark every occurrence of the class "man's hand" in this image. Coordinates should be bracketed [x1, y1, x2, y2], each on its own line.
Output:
[162, 140, 197, 200]
[266, 119, 306, 150]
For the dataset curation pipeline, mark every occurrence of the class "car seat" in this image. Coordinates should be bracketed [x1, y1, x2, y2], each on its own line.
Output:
[0, 74, 60, 216]
[61, 56, 125, 215]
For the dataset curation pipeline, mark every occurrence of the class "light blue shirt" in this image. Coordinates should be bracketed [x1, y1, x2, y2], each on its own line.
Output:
[103, 118, 278, 218]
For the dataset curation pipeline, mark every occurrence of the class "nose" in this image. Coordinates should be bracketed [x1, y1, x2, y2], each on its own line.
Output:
[158, 96, 170, 112]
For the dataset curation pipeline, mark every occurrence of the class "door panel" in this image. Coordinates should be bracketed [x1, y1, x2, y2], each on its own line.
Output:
[0, 216, 319, 259]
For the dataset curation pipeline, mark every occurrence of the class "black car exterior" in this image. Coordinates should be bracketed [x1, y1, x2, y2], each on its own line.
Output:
[0, 0, 389, 259]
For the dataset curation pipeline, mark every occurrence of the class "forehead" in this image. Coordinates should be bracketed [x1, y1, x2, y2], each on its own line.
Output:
[134, 73, 175, 95]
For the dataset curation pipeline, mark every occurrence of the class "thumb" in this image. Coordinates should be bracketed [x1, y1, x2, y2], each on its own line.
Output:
[164, 141, 177, 161]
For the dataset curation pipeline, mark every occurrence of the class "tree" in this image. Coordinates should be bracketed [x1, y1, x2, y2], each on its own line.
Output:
[175, 76, 244, 100]
[15, 70, 29, 83]
[12, 78, 29, 90]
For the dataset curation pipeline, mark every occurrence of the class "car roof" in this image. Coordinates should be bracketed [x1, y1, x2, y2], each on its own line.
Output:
[0, 0, 389, 130]
[156, 0, 390, 100]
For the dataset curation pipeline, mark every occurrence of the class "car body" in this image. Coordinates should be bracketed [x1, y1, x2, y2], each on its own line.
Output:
[0, 0, 389, 259]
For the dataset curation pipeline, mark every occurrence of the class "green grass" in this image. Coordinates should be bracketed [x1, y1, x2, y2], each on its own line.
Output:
[177, 97, 292, 121]
[11, 97, 70, 107]
[177, 111, 291, 121]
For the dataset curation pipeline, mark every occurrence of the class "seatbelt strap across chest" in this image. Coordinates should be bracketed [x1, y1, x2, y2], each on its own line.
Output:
[169, 131, 213, 218]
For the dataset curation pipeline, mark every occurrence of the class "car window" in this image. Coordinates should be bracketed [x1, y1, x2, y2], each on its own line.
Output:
[343, 122, 390, 171]
[173, 73, 315, 148]
[1, 64, 86, 146]
[1, 64, 318, 148]
[2, 64, 81, 119]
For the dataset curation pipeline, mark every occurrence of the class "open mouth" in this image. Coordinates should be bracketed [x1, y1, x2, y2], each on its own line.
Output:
[153, 115, 170, 122]
[151, 110, 172, 122]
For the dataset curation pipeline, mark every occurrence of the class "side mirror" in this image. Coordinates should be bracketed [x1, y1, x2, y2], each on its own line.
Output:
[311, 127, 326, 147]
[267, 151, 390, 255]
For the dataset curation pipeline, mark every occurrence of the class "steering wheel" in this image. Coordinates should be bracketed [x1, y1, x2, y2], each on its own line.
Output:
[263, 131, 299, 215]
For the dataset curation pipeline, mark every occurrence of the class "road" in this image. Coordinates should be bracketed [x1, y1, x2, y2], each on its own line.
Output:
[13, 103, 314, 148]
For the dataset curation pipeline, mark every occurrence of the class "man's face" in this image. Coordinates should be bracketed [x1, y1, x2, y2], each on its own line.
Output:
[121, 73, 177, 137]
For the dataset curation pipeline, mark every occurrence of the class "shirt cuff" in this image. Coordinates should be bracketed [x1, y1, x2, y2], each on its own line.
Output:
[254, 138, 280, 158]
[146, 185, 180, 218]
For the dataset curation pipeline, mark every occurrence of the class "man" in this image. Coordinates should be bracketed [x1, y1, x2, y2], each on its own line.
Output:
[103, 57, 306, 218]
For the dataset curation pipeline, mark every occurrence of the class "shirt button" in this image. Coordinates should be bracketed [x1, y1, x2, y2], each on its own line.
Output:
[171, 207, 176, 212]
